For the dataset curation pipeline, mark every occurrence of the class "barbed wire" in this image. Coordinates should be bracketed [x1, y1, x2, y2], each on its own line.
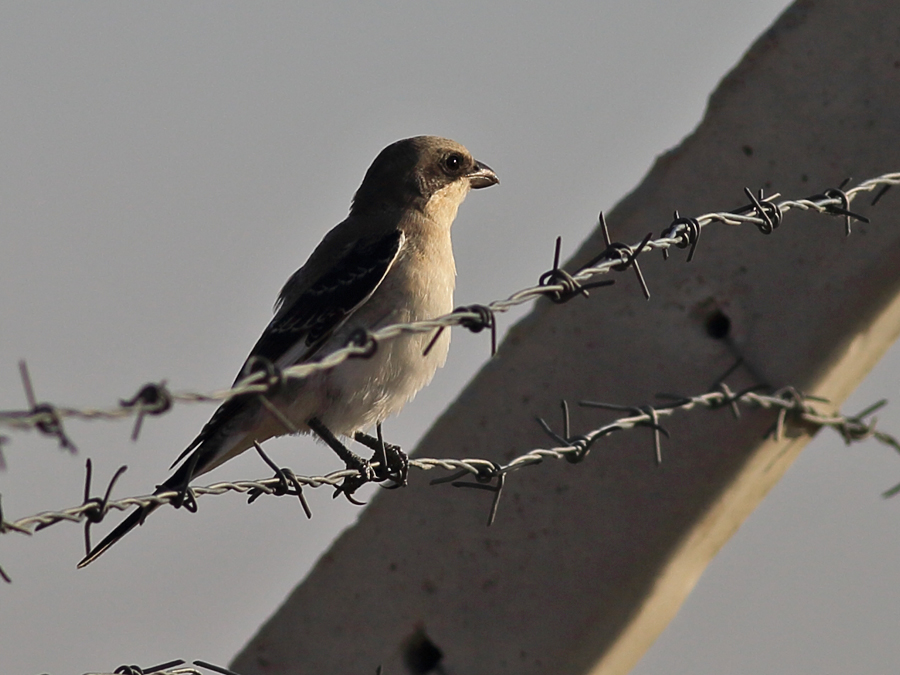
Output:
[1, 173, 896, 449]
[80, 659, 241, 675]
[2, 382, 897, 584]
[78, 657, 383, 675]
[1, 172, 898, 583]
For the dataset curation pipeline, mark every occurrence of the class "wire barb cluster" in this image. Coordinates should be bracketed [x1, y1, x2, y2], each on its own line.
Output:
[1, 173, 896, 446]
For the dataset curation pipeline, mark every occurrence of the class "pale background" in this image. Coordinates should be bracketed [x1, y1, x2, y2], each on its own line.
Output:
[1, 2, 899, 674]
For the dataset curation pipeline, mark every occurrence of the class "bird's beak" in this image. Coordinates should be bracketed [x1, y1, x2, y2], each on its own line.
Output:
[468, 160, 499, 189]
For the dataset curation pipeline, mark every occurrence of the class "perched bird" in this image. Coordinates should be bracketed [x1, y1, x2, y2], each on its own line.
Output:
[78, 136, 498, 567]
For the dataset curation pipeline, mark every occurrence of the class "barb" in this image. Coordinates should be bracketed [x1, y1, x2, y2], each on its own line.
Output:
[3, 386, 896, 565]
[120, 382, 173, 441]
[1, 173, 896, 442]
[15, 360, 77, 452]
[77, 459, 128, 557]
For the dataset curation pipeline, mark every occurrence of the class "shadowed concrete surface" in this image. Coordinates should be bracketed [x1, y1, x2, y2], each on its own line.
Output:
[231, 1, 900, 673]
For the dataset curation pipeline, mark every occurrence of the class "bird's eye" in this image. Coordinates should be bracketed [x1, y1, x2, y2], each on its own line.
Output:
[443, 153, 464, 173]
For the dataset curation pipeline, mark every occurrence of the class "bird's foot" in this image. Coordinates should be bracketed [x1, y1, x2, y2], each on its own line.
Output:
[307, 416, 379, 501]
[354, 425, 409, 487]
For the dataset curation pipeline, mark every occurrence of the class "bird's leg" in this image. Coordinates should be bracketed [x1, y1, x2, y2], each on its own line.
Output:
[308, 416, 375, 496]
[354, 430, 386, 476]
[378, 422, 409, 486]
[353, 423, 409, 487]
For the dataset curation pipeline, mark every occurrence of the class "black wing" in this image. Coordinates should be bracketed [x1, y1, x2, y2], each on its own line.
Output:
[238, 228, 404, 378]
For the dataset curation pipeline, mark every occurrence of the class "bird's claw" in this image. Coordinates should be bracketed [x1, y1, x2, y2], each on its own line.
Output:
[378, 446, 409, 488]
[352, 430, 409, 487]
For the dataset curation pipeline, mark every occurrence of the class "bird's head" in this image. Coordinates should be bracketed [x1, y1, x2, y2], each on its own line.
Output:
[351, 136, 498, 220]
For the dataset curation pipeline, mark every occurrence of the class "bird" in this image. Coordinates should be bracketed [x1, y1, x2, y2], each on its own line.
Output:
[78, 135, 498, 567]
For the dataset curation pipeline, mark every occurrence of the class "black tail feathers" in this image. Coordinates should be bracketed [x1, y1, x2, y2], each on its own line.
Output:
[77, 502, 160, 568]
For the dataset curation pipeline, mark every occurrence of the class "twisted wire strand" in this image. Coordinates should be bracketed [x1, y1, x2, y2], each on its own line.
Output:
[3, 387, 896, 543]
[1, 173, 896, 439]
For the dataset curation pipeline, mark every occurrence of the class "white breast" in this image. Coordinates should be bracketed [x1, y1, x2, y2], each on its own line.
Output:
[302, 226, 456, 436]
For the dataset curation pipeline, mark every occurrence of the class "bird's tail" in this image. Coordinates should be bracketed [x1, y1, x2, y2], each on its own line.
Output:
[76, 455, 197, 568]
[76, 418, 230, 568]
[77, 501, 161, 568]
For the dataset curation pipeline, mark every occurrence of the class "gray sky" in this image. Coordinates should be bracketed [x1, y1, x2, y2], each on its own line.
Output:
[2, 2, 899, 673]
